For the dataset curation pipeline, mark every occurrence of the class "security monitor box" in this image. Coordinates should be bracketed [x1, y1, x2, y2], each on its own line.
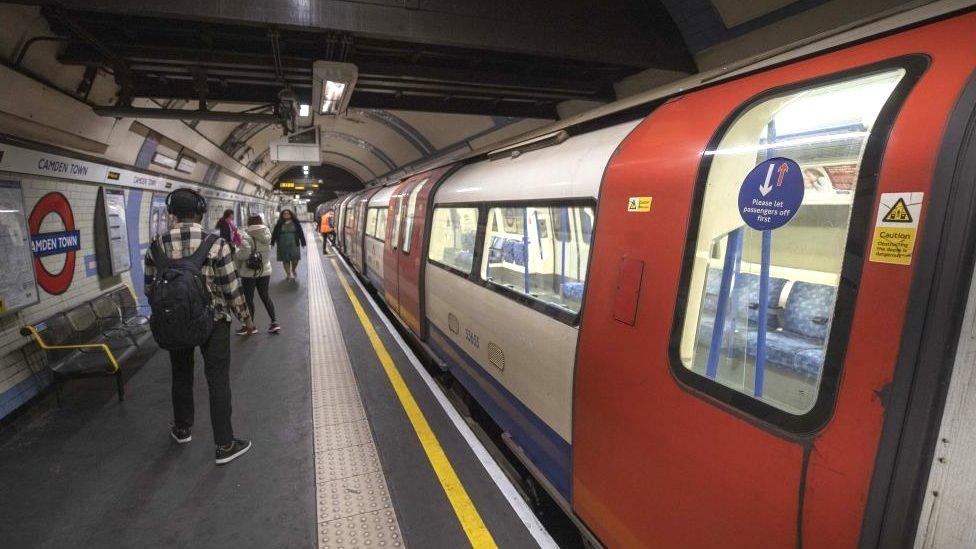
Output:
[270, 127, 321, 165]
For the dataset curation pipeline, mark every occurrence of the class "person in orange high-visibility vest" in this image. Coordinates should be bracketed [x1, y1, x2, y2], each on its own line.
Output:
[319, 210, 335, 254]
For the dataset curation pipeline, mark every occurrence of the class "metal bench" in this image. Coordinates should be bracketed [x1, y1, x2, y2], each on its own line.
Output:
[20, 286, 156, 406]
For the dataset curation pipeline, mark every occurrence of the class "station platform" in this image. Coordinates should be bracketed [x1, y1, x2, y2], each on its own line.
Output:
[0, 231, 555, 549]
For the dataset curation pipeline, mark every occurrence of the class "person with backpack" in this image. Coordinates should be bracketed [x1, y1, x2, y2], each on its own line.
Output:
[144, 188, 254, 465]
[234, 214, 279, 335]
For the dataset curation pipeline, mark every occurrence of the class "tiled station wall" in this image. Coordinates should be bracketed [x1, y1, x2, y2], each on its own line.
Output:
[0, 174, 277, 418]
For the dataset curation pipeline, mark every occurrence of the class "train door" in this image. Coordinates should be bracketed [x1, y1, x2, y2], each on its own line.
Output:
[353, 188, 381, 274]
[395, 166, 454, 338]
[572, 15, 976, 548]
[364, 186, 394, 293]
[383, 181, 408, 313]
[338, 194, 353, 253]
[342, 192, 363, 270]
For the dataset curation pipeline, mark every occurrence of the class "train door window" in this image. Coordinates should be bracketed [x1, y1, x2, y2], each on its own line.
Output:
[676, 68, 906, 416]
[402, 179, 429, 254]
[365, 207, 379, 239]
[428, 207, 479, 274]
[374, 207, 387, 242]
[391, 195, 404, 250]
[481, 205, 595, 319]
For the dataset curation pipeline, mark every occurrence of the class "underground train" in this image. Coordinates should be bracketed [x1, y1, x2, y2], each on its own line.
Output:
[321, 6, 976, 547]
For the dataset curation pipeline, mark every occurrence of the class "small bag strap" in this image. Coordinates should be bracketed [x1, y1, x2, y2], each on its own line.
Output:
[189, 234, 219, 269]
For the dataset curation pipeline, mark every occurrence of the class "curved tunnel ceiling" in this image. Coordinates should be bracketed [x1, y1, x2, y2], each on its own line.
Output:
[27, 0, 872, 212]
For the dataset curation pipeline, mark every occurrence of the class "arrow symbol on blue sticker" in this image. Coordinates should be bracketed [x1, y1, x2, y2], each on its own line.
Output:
[759, 163, 774, 196]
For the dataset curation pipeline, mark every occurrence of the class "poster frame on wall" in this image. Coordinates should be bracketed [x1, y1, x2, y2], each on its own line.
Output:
[0, 179, 40, 316]
[94, 186, 132, 278]
[149, 192, 170, 240]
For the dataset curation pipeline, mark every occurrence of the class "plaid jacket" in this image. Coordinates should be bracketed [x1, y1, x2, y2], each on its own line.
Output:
[144, 223, 251, 324]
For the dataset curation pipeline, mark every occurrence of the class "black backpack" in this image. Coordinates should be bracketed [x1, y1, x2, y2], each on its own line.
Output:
[148, 234, 218, 350]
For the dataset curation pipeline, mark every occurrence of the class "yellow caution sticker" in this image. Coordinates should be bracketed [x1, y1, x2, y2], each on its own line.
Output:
[870, 192, 923, 265]
[627, 196, 652, 212]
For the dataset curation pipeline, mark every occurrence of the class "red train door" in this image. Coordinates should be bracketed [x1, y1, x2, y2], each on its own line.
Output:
[383, 181, 408, 313]
[572, 14, 976, 548]
[386, 166, 454, 338]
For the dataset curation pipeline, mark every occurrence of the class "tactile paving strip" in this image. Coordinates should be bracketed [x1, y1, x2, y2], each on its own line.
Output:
[307, 248, 404, 548]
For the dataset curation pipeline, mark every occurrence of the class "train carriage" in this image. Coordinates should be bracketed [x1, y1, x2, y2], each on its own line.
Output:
[337, 7, 976, 547]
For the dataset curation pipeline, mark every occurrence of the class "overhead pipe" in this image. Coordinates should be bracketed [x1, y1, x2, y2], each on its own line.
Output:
[92, 106, 280, 123]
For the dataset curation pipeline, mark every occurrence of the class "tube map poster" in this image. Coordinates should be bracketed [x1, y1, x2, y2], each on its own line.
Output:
[0, 180, 39, 315]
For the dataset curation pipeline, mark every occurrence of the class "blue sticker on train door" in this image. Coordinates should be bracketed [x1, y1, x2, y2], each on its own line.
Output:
[737, 158, 804, 231]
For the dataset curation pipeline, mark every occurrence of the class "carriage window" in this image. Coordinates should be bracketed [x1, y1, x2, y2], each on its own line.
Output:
[428, 207, 479, 273]
[481, 205, 594, 315]
[365, 207, 379, 238]
[391, 195, 403, 249]
[402, 180, 429, 254]
[677, 69, 905, 415]
[373, 207, 387, 242]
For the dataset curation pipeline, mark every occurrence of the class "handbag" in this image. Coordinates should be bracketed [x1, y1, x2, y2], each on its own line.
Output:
[246, 249, 264, 274]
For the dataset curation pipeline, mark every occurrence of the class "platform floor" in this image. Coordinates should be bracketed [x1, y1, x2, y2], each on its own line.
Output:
[0, 233, 552, 548]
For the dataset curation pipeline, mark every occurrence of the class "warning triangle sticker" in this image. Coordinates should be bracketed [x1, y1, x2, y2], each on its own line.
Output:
[882, 198, 913, 223]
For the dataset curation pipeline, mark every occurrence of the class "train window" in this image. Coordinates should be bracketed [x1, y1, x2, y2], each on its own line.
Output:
[365, 207, 379, 238]
[391, 195, 403, 250]
[402, 180, 428, 254]
[427, 207, 479, 274]
[481, 205, 594, 316]
[677, 68, 906, 415]
[375, 208, 387, 242]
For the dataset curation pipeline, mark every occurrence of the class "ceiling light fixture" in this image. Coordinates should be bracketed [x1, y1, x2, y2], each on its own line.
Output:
[312, 61, 358, 116]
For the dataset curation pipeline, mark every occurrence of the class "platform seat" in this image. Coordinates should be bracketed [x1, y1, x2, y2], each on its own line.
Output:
[696, 271, 833, 378]
[21, 286, 157, 406]
[107, 286, 151, 334]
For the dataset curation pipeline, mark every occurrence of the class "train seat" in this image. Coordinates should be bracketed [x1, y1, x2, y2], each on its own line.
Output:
[742, 281, 836, 378]
[695, 272, 835, 378]
[696, 270, 787, 350]
[561, 281, 584, 300]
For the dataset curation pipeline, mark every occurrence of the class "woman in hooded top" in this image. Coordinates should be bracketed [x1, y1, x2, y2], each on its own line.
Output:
[270, 209, 306, 280]
[234, 214, 279, 335]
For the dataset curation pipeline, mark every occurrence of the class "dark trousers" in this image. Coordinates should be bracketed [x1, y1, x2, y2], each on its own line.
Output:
[241, 276, 276, 322]
[169, 321, 233, 446]
[323, 232, 335, 254]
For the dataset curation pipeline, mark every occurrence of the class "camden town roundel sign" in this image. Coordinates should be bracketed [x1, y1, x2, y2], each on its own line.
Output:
[28, 192, 81, 295]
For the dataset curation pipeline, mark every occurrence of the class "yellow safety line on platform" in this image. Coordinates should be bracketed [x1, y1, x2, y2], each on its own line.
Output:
[330, 257, 498, 549]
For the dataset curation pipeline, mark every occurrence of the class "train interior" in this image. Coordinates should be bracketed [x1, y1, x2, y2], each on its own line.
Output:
[481, 206, 594, 315]
[680, 68, 906, 414]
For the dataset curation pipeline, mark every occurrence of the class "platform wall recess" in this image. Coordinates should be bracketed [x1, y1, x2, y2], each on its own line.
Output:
[0, 175, 145, 416]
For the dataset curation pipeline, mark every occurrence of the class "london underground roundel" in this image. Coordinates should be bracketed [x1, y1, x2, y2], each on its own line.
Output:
[28, 192, 81, 295]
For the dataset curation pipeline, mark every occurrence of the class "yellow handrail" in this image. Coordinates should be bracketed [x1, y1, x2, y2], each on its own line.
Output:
[20, 325, 121, 373]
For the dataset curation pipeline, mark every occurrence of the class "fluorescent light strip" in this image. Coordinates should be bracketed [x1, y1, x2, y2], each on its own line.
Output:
[704, 131, 868, 156]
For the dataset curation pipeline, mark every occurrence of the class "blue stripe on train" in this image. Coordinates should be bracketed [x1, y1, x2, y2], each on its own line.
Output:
[427, 324, 572, 500]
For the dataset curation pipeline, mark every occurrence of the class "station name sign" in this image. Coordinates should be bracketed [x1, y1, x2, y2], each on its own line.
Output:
[30, 229, 81, 257]
[0, 142, 274, 207]
[37, 157, 91, 177]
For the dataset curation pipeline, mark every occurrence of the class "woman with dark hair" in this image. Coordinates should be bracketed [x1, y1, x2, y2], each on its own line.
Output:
[270, 209, 306, 280]
[215, 209, 242, 250]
